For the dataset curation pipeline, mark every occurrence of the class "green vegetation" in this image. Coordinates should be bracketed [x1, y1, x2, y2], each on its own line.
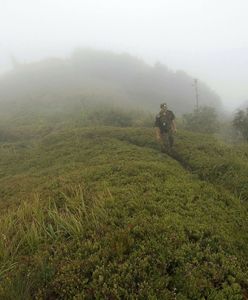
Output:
[233, 108, 248, 141]
[182, 106, 219, 134]
[0, 105, 248, 299]
[174, 130, 248, 202]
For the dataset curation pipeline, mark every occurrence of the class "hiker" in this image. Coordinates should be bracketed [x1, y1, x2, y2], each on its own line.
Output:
[155, 102, 177, 152]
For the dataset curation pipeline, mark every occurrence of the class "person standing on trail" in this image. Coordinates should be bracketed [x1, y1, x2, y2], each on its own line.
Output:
[155, 102, 177, 152]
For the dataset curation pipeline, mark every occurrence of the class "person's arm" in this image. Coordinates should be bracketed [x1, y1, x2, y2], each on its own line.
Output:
[170, 111, 177, 133]
[154, 115, 161, 141]
[171, 119, 177, 133]
[155, 127, 161, 141]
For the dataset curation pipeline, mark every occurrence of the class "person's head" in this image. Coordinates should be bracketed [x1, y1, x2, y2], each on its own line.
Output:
[160, 102, 168, 112]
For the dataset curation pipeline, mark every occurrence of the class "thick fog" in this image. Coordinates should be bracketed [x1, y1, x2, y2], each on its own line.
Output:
[1, 0, 248, 110]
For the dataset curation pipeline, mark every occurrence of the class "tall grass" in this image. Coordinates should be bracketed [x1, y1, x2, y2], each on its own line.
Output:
[0, 184, 109, 281]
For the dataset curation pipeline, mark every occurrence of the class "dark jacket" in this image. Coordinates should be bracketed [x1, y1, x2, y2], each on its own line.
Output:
[155, 110, 175, 133]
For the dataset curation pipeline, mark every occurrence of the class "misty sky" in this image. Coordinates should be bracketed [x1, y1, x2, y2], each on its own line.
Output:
[1, 0, 248, 110]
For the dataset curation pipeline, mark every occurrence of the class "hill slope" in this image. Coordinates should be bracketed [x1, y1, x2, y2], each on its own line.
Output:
[0, 124, 248, 299]
[0, 49, 222, 115]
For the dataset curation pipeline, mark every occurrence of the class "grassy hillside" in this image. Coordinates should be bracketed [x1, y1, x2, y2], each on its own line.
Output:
[0, 121, 248, 299]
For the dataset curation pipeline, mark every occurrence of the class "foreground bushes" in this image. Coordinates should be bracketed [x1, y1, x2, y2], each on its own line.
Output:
[1, 184, 247, 299]
[0, 127, 248, 299]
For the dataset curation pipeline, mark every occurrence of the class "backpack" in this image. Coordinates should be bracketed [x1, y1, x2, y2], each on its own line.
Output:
[159, 113, 171, 133]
